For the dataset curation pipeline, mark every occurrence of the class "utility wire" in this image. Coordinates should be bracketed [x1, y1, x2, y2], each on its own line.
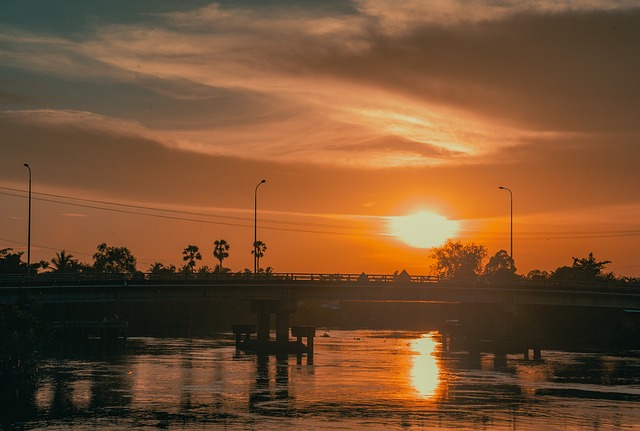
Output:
[457, 231, 640, 240]
[0, 186, 365, 229]
[2, 187, 639, 239]
[0, 187, 382, 237]
[0, 238, 154, 266]
[1, 238, 95, 258]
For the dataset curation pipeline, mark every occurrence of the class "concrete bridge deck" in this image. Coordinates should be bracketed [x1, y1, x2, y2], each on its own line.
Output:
[1, 272, 639, 310]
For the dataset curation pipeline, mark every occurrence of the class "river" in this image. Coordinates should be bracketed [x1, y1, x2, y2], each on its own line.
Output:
[3, 330, 640, 430]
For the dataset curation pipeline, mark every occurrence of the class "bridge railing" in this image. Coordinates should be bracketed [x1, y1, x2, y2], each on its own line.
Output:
[1, 272, 638, 291]
[0, 271, 441, 287]
[271, 273, 440, 284]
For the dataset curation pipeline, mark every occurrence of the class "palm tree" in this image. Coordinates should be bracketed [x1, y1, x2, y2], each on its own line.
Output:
[148, 262, 177, 280]
[251, 241, 267, 273]
[51, 250, 78, 273]
[213, 240, 230, 272]
[149, 262, 165, 274]
[197, 265, 213, 274]
[182, 245, 202, 272]
[149, 262, 176, 274]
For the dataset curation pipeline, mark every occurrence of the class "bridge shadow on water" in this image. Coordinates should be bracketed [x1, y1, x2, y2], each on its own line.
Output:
[0, 339, 304, 429]
[248, 354, 296, 417]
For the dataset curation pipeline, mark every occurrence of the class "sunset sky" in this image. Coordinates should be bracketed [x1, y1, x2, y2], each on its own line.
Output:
[1, 1, 639, 276]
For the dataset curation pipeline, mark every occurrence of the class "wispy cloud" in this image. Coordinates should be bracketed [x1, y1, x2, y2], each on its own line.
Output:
[357, 0, 640, 34]
[2, 1, 639, 168]
[59, 213, 89, 218]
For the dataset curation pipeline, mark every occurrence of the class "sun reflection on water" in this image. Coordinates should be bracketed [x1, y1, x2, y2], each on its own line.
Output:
[410, 333, 440, 399]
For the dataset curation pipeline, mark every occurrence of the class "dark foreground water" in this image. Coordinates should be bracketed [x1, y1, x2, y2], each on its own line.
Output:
[3, 330, 640, 430]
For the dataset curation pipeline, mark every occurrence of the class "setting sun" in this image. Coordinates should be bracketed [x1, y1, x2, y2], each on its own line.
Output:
[388, 211, 459, 249]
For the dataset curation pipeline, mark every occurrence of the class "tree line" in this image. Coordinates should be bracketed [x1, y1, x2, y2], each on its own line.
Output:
[0, 239, 271, 277]
[0, 238, 638, 284]
[429, 240, 639, 284]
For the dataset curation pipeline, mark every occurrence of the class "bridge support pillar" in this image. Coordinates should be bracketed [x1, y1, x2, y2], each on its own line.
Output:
[276, 311, 291, 347]
[438, 320, 461, 353]
[232, 324, 256, 347]
[256, 312, 270, 341]
[524, 347, 542, 360]
[292, 326, 315, 365]
[533, 347, 542, 361]
[248, 298, 298, 349]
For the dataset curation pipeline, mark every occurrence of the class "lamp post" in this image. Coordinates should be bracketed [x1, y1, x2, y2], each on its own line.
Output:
[498, 186, 513, 268]
[254, 179, 266, 274]
[24, 163, 32, 278]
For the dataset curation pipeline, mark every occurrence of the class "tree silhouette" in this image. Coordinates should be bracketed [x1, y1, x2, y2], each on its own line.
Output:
[483, 249, 517, 279]
[429, 240, 487, 279]
[51, 250, 79, 273]
[182, 245, 202, 273]
[213, 240, 230, 272]
[526, 269, 550, 280]
[148, 262, 176, 276]
[551, 252, 613, 283]
[92, 243, 137, 274]
[0, 248, 48, 275]
[0, 248, 26, 274]
[572, 252, 612, 280]
[251, 241, 267, 272]
[197, 265, 213, 274]
[149, 262, 164, 273]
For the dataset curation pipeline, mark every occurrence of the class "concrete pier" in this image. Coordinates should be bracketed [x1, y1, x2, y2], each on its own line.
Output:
[232, 324, 256, 348]
[291, 326, 315, 364]
[438, 309, 544, 360]
[250, 299, 297, 346]
[234, 299, 315, 364]
[523, 347, 542, 360]
[438, 319, 461, 353]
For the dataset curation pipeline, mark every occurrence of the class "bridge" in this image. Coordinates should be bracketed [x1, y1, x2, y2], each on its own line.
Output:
[2, 272, 640, 358]
[1, 272, 639, 310]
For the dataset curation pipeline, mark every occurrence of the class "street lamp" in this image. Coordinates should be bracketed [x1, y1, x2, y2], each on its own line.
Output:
[24, 163, 32, 278]
[254, 179, 266, 274]
[498, 186, 513, 268]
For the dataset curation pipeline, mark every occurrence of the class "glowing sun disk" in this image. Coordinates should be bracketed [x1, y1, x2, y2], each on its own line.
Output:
[388, 211, 459, 248]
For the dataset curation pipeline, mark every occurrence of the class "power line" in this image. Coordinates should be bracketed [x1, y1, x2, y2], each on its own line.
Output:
[0, 187, 382, 237]
[3, 186, 639, 240]
[457, 231, 640, 240]
[0, 238, 154, 266]
[1, 238, 94, 258]
[0, 186, 366, 229]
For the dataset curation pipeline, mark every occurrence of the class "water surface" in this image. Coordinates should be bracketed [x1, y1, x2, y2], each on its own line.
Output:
[5, 330, 640, 430]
